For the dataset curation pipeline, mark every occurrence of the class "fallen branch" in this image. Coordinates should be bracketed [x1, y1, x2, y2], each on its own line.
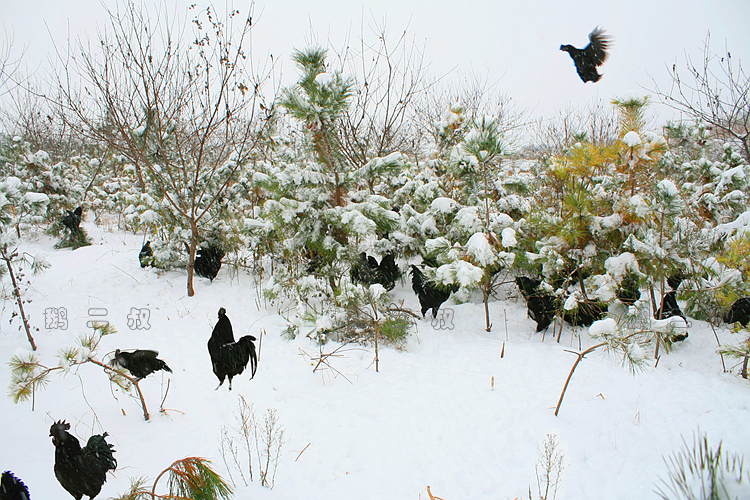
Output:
[295, 442, 311, 461]
[554, 342, 606, 417]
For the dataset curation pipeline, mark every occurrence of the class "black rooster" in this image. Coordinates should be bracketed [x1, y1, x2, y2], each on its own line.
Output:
[516, 277, 557, 332]
[351, 252, 380, 285]
[62, 207, 83, 234]
[655, 274, 686, 320]
[723, 297, 750, 327]
[207, 308, 258, 390]
[109, 349, 172, 381]
[352, 252, 401, 291]
[376, 253, 401, 291]
[49, 420, 116, 500]
[1, 471, 30, 500]
[410, 264, 457, 318]
[654, 274, 689, 341]
[560, 27, 612, 83]
[194, 244, 225, 281]
[138, 241, 154, 268]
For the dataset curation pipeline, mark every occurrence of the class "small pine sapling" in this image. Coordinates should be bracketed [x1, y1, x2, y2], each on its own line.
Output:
[110, 457, 232, 500]
[656, 431, 749, 500]
[8, 323, 164, 421]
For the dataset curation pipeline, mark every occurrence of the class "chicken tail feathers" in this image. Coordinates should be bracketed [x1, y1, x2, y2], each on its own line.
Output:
[84, 433, 118, 472]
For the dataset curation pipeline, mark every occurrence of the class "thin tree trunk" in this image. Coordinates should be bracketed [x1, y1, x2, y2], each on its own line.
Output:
[3, 252, 37, 351]
[187, 219, 198, 297]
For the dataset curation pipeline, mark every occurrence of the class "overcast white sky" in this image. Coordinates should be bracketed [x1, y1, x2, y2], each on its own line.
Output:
[2, 0, 749, 124]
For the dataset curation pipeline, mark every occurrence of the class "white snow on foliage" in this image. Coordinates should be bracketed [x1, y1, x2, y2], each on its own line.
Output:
[623, 131, 641, 147]
[628, 194, 651, 218]
[501, 227, 517, 248]
[605, 252, 639, 278]
[466, 232, 495, 266]
[314, 72, 333, 87]
[22, 192, 50, 205]
[717, 210, 750, 238]
[341, 211, 376, 235]
[589, 317, 618, 337]
[657, 179, 679, 197]
[139, 209, 158, 223]
[431, 197, 460, 214]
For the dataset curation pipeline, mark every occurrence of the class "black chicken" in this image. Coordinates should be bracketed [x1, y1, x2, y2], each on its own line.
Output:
[62, 207, 83, 234]
[723, 297, 750, 327]
[207, 308, 258, 390]
[376, 253, 401, 291]
[516, 277, 556, 332]
[138, 241, 154, 268]
[410, 264, 457, 318]
[109, 349, 172, 381]
[49, 420, 117, 500]
[351, 252, 379, 285]
[352, 252, 401, 291]
[560, 27, 612, 83]
[653, 274, 689, 341]
[655, 274, 686, 320]
[194, 244, 225, 281]
[1, 471, 30, 500]
[563, 300, 608, 327]
[617, 273, 641, 306]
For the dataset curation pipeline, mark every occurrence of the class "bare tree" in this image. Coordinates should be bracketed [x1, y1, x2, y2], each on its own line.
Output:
[413, 70, 525, 154]
[0, 30, 23, 99]
[651, 33, 750, 162]
[53, 0, 272, 296]
[329, 19, 431, 168]
[526, 99, 619, 159]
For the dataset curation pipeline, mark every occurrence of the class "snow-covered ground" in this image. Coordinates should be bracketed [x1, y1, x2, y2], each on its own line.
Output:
[1, 225, 749, 499]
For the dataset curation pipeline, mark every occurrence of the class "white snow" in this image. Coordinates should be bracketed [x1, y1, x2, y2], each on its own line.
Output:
[430, 196, 460, 214]
[314, 72, 333, 87]
[466, 232, 495, 267]
[604, 252, 639, 278]
[22, 192, 50, 205]
[139, 209, 158, 223]
[589, 317, 618, 337]
[1, 227, 749, 499]
[623, 131, 641, 147]
[657, 179, 680, 197]
[717, 210, 750, 238]
[501, 227, 517, 248]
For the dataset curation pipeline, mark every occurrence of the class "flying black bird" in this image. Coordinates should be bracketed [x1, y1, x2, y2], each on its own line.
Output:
[62, 207, 83, 234]
[207, 308, 258, 391]
[560, 27, 612, 83]
[109, 349, 172, 381]
[49, 420, 117, 500]
[1, 471, 30, 500]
